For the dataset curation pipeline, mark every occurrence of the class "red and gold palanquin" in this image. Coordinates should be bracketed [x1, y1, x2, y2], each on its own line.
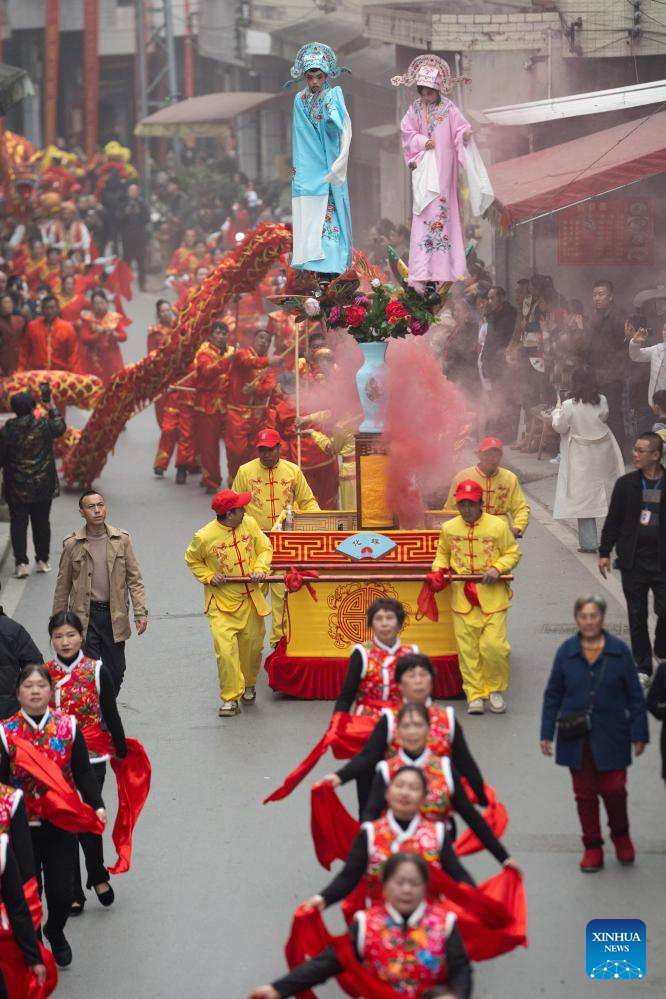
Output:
[264, 530, 461, 699]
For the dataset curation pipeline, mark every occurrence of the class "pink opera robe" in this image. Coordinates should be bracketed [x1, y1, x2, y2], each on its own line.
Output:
[400, 97, 470, 287]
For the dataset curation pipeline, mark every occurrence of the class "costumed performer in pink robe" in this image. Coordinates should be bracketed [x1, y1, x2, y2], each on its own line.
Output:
[392, 55, 472, 294]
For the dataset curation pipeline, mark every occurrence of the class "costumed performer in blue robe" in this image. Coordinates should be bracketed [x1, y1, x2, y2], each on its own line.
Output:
[285, 42, 353, 276]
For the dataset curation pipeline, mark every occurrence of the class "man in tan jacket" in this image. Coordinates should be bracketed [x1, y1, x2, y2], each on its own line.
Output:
[52, 491, 147, 691]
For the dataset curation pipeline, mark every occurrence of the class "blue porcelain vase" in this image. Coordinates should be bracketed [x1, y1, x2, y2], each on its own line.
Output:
[355, 339, 388, 433]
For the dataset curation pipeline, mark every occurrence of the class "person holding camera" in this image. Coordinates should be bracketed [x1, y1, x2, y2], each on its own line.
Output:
[628, 317, 666, 408]
[540, 594, 648, 874]
[0, 387, 65, 578]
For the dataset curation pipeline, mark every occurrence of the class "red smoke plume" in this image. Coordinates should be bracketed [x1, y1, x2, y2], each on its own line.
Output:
[384, 339, 468, 528]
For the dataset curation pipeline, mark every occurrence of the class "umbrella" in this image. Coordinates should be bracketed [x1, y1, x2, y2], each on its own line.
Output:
[0, 64, 34, 115]
[134, 91, 284, 138]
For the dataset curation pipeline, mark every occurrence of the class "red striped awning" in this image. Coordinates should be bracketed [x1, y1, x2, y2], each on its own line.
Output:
[489, 110, 666, 229]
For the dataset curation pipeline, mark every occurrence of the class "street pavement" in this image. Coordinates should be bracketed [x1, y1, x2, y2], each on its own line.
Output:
[3, 285, 664, 998]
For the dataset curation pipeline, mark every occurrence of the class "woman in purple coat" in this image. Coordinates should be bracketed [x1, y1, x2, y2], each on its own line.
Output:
[540, 594, 648, 874]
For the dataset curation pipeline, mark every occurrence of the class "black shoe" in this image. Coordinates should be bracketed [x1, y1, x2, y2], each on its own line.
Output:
[153, 467, 164, 477]
[175, 466, 187, 485]
[94, 882, 115, 907]
[69, 898, 85, 917]
[44, 926, 73, 967]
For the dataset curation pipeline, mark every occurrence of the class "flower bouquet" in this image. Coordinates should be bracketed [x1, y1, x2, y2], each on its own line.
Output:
[266, 263, 447, 343]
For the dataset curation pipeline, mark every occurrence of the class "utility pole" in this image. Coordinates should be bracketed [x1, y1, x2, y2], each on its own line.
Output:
[135, 0, 182, 200]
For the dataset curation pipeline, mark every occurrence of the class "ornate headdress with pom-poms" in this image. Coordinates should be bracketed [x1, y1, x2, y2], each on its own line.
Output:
[391, 54, 469, 96]
[283, 42, 351, 89]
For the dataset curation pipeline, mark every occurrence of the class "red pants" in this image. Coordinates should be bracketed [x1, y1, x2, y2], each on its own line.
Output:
[570, 739, 629, 847]
[224, 409, 272, 481]
[303, 458, 339, 509]
[154, 398, 165, 428]
[195, 411, 226, 489]
[154, 406, 195, 471]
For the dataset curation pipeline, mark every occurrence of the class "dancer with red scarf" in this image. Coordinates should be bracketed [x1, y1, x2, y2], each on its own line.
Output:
[320, 655, 487, 814]
[0, 835, 51, 999]
[46, 611, 150, 915]
[247, 852, 472, 999]
[0, 665, 106, 968]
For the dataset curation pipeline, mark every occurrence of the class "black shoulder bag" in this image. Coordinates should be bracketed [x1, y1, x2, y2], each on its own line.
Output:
[556, 656, 608, 742]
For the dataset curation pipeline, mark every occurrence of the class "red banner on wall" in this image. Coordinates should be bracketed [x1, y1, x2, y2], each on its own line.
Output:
[44, 0, 60, 146]
[83, 0, 100, 161]
[558, 197, 654, 267]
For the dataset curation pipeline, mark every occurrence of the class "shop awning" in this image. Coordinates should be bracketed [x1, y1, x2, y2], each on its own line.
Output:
[0, 64, 34, 115]
[490, 110, 666, 229]
[134, 91, 283, 138]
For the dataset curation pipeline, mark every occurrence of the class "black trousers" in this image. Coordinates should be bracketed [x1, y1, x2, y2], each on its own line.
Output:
[122, 237, 147, 290]
[74, 762, 107, 899]
[31, 821, 77, 937]
[600, 380, 625, 451]
[8, 498, 52, 565]
[620, 563, 666, 674]
[84, 603, 126, 693]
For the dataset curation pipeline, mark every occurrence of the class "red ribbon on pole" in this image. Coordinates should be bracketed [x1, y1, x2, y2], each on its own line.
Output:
[284, 566, 320, 601]
[416, 568, 451, 622]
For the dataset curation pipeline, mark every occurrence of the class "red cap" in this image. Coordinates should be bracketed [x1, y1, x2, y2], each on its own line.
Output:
[256, 428, 282, 448]
[454, 479, 484, 502]
[478, 436, 503, 452]
[211, 489, 252, 515]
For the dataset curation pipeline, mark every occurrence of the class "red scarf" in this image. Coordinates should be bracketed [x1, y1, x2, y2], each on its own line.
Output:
[81, 728, 151, 874]
[15, 740, 103, 835]
[0, 940, 58, 999]
[310, 781, 507, 868]
[263, 713, 376, 804]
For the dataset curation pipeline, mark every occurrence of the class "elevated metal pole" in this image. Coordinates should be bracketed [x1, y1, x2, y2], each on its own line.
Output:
[163, 0, 181, 165]
[136, 0, 151, 200]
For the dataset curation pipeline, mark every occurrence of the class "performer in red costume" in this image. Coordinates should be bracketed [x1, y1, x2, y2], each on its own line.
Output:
[146, 299, 176, 427]
[22, 239, 48, 293]
[153, 366, 197, 483]
[166, 228, 197, 282]
[304, 768, 479, 912]
[0, 665, 106, 968]
[79, 289, 128, 385]
[334, 599, 416, 718]
[247, 852, 472, 999]
[340, 704, 509, 861]
[57, 274, 89, 332]
[322, 654, 487, 813]
[274, 370, 339, 508]
[223, 328, 290, 480]
[0, 835, 49, 999]
[0, 780, 35, 885]
[19, 295, 81, 375]
[46, 612, 128, 915]
[193, 321, 235, 492]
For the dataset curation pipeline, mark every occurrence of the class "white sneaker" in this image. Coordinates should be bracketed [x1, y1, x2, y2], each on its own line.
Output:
[15, 564, 29, 579]
[467, 698, 485, 715]
[489, 692, 507, 713]
[241, 686, 257, 703]
[218, 699, 240, 717]
[35, 561, 52, 573]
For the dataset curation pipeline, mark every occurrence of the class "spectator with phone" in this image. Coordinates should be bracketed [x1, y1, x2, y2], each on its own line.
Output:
[0, 387, 66, 578]
[629, 318, 666, 408]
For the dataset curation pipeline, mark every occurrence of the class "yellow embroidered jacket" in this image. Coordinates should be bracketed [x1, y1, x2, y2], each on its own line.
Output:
[232, 457, 319, 531]
[184, 515, 272, 615]
[445, 466, 530, 533]
[432, 511, 521, 614]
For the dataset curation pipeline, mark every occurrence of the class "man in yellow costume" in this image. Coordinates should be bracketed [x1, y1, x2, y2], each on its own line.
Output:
[445, 436, 530, 538]
[232, 428, 320, 647]
[432, 479, 521, 715]
[185, 489, 272, 717]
